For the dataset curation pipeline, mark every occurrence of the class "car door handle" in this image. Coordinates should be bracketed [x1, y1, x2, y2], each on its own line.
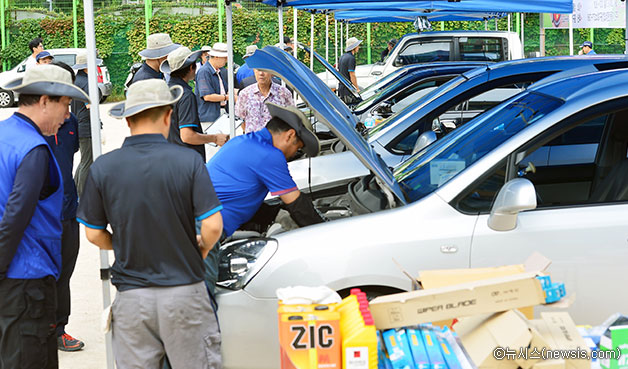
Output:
[440, 245, 458, 254]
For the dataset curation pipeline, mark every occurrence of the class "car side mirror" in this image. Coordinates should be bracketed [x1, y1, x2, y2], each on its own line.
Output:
[412, 131, 437, 154]
[17, 64, 26, 73]
[488, 178, 537, 232]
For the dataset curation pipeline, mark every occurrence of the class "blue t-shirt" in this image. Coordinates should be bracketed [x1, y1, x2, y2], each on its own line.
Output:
[207, 128, 297, 236]
[236, 63, 254, 87]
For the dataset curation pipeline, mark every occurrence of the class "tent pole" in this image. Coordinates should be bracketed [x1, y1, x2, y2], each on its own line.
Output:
[325, 13, 329, 85]
[293, 8, 297, 59]
[346, 21, 349, 40]
[218, 0, 223, 43]
[540, 13, 545, 56]
[521, 13, 524, 56]
[494, 18, 498, 30]
[507, 13, 511, 32]
[568, 13, 573, 55]
[334, 18, 338, 65]
[226, 1, 235, 138]
[1, 0, 5, 72]
[340, 21, 343, 55]
[310, 12, 314, 71]
[84, 0, 113, 367]
[367, 22, 371, 64]
[484, 20, 487, 30]
[625, 1, 628, 54]
[72, 0, 78, 48]
[516, 12, 520, 37]
[278, 4, 284, 49]
[144, 0, 151, 43]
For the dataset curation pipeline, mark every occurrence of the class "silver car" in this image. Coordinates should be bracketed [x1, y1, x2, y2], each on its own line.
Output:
[217, 48, 628, 369]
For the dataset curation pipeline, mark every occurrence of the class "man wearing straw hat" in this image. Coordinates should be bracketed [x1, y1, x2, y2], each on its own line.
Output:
[338, 36, 362, 104]
[161, 46, 229, 161]
[77, 79, 224, 368]
[196, 45, 211, 74]
[0, 64, 89, 369]
[129, 33, 180, 86]
[196, 42, 230, 124]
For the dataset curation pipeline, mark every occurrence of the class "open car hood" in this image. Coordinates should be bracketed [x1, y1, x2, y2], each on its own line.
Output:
[247, 46, 407, 205]
[298, 43, 360, 101]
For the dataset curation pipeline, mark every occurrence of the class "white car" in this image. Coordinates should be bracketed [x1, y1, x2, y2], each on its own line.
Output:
[217, 47, 628, 369]
[0, 48, 112, 107]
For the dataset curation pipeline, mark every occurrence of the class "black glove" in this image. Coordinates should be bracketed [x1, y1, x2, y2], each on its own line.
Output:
[284, 193, 325, 228]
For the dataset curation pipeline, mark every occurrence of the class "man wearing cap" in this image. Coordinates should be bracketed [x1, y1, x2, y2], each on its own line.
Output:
[338, 36, 362, 104]
[381, 38, 397, 62]
[71, 51, 101, 197]
[0, 64, 89, 369]
[579, 41, 596, 55]
[77, 79, 224, 368]
[196, 42, 230, 124]
[25, 37, 44, 70]
[235, 44, 257, 89]
[36, 51, 54, 65]
[162, 46, 229, 161]
[206, 103, 324, 287]
[129, 33, 180, 86]
[236, 68, 293, 133]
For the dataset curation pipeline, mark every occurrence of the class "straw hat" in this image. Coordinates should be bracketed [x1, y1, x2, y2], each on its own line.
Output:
[160, 46, 203, 74]
[139, 33, 181, 59]
[243, 45, 258, 59]
[266, 102, 319, 157]
[109, 79, 183, 119]
[72, 51, 102, 70]
[345, 37, 362, 52]
[200, 45, 211, 52]
[209, 42, 228, 58]
[1, 64, 89, 102]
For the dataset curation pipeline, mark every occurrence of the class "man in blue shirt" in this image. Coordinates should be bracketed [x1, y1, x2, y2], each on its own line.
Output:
[196, 42, 230, 124]
[579, 41, 597, 55]
[205, 103, 325, 288]
[235, 44, 257, 89]
[0, 64, 89, 369]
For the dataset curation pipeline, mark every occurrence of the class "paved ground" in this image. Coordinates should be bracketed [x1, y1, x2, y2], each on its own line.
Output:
[0, 102, 229, 369]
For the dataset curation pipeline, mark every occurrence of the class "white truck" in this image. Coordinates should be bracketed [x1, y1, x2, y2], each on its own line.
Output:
[320, 30, 523, 89]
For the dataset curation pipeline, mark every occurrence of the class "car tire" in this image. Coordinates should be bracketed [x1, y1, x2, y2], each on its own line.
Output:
[100, 95, 107, 103]
[0, 89, 14, 108]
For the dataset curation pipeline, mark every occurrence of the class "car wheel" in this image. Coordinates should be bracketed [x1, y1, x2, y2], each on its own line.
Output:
[0, 89, 14, 108]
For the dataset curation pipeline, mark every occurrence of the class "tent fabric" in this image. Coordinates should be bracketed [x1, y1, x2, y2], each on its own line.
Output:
[333, 10, 506, 23]
[285, 0, 572, 14]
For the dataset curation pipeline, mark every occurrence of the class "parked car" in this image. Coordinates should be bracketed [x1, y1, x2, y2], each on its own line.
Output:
[217, 49, 628, 368]
[0, 48, 112, 107]
[316, 31, 523, 89]
[290, 54, 628, 193]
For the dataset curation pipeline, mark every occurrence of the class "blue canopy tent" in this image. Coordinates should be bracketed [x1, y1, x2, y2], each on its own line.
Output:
[333, 10, 506, 23]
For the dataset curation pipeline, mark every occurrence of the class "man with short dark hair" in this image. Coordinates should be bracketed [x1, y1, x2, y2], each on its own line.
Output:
[206, 103, 324, 288]
[338, 37, 362, 104]
[26, 37, 44, 70]
[161, 46, 229, 160]
[77, 79, 224, 368]
[0, 64, 90, 369]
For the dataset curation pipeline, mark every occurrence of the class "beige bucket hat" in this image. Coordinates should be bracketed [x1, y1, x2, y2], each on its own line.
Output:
[1, 64, 89, 102]
[345, 37, 362, 52]
[109, 79, 183, 118]
[72, 51, 102, 70]
[160, 46, 203, 74]
[139, 33, 181, 59]
[209, 42, 228, 58]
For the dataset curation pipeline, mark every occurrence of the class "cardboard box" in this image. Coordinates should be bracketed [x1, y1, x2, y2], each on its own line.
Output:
[527, 313, 589, 369]
[370, 272, 547, 329]
[532, 360, 566, 369]
[599, 325, 628, 369]
[455, 310, 531, 369]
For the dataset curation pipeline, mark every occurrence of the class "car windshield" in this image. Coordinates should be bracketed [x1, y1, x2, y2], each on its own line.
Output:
[394, 91, 564, 203]
[368, 75, 467, 138]
[359, 67, 412, 100]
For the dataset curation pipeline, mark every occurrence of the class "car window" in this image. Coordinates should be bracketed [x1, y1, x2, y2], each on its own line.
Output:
[395, 91, 563, 203]
[459, 37, 505, 62]
[394, 39, 452, 66]
[54, 54, 76, 66]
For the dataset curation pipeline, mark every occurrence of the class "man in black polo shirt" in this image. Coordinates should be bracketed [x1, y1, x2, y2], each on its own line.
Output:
[129, 33, 180, 86]
[338, 36, 362, 104]
[161, 46, 228, 161]
[77, 79, 224, 368]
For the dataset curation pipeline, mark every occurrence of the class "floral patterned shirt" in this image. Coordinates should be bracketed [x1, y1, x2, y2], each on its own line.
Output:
[235, 82, 294, 133]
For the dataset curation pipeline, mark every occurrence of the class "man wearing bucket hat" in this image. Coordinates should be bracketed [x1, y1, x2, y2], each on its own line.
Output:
[235, 44, 257, 88]
[196, 42, 230, 124]
[129, 33, 180, 86]
[579, 41, 596, 55]
[77, 79, 224, 368]
[161, 46, 229, 161]
[205, 103, 325, 288]
[0, 64, 89, 368]
[71, 51, 102, 197]
[195, 45, 211, 74]
[337, 36, 362, 104]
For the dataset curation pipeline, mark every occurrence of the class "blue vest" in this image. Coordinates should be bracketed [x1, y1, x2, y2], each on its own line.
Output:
[0, 114, 63, 279]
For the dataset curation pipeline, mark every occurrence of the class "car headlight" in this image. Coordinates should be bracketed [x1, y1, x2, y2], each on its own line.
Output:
[217, 238, 278, 290]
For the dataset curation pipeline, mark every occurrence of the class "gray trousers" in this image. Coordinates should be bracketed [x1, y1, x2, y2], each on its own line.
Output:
[74, 137, 93, 197]
[111, 282, 221, 369]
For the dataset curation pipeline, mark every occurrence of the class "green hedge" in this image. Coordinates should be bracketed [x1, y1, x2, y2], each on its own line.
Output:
[1, 10, 625, 97]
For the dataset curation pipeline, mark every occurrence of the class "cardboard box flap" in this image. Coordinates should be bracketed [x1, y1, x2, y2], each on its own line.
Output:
[523, 252, 552, 274]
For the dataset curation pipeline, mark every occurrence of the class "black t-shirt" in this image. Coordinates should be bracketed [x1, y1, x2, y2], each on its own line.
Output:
[337, 51, 356, 98]
[76, 134, 222, 291]
[130, 62, 163, 85]
[168, 77, 206, 161]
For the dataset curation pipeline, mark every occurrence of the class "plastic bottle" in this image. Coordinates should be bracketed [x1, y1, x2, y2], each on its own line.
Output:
[364, 114, 376, 129]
